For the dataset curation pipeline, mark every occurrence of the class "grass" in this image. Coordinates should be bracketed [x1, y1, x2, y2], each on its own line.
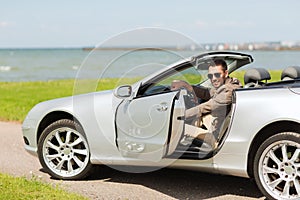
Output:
[0, 80, 75, 122]
[0, 77, 140, 122]
[0, 70, 282, 122]
[0, 173, 87, 200]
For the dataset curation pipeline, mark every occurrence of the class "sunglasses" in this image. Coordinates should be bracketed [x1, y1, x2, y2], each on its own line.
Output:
[207, 73, 222, 79]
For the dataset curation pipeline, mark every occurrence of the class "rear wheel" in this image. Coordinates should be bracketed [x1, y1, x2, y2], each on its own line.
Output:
[38, 119, 92, 180]
[254, 132, 300, 200]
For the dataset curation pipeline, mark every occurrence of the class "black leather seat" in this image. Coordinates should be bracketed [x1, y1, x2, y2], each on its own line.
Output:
[244, 68, 271, 88]
[281, 66, 300, 80]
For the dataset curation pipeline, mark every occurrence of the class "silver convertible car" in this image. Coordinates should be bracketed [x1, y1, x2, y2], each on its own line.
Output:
[22, 51, 300, 200]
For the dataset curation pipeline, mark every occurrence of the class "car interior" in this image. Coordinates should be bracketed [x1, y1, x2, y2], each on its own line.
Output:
[170, 109, 233, 160]
[281, 66, 300, 80]
[242, 66, 300, 89]
[243, 68, 271, 88]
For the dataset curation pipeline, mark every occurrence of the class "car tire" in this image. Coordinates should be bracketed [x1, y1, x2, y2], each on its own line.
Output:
[38, 119, 92, 180]
[253, 132, 300, 200]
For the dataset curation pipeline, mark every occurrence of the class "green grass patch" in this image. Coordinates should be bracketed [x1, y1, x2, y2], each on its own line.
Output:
[230, 70, 282, 84]
[0, 70, 282, 122]
[0, 173, 87, 200]
[0, 80, 75, 122]
[0, 77, 140, 122]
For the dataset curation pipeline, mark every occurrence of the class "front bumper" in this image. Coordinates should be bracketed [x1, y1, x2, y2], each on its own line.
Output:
[22, 119, 38, 157]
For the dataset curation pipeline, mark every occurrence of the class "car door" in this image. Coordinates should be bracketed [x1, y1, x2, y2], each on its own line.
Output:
[115, 90, 185, 162]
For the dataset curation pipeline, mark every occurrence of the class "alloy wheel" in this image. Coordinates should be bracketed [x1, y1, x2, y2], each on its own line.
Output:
[258, 139, 300, 199]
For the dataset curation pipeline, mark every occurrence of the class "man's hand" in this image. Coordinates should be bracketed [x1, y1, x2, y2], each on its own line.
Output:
[171, 80, 193, 91]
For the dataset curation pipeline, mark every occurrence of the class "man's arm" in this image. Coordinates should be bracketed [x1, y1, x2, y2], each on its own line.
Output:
[192, 85, 211, 101]
[185, 85, 233, 119]
[171, 80, 211, 100]
[185, 99, 212, 119]
[171, 80, 193, 92]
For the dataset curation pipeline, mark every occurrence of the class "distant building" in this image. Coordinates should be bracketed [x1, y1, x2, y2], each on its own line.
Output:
[200, 41, 300, 51]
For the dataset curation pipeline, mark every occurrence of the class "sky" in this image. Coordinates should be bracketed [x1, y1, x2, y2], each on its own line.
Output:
[1, 0, 300, 48]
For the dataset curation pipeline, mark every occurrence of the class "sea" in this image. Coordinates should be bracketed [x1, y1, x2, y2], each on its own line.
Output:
[1, 48, 300, 82]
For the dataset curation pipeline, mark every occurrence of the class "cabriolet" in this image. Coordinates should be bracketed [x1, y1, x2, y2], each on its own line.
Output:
[22, 51, 300, 200]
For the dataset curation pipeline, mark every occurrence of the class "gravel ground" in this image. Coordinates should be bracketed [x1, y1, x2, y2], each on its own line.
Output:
[0, 121, 265, 200]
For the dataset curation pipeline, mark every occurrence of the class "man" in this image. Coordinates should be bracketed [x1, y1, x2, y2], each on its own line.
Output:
[171, 59, 242, 148]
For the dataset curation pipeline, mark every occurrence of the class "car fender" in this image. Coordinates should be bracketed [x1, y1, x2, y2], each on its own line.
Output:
[213, 87, 300, 177]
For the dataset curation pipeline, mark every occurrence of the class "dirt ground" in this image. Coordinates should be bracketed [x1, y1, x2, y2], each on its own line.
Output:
[0, 121, 265, 200]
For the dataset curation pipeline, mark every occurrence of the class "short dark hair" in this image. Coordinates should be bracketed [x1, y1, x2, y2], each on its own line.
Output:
[210, 59, 227, 72]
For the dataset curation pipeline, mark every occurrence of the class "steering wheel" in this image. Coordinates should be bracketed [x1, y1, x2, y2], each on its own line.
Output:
[182, 89, 198, 109]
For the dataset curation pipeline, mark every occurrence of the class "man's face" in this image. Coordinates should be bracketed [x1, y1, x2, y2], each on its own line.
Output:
[208, 65, 228, 89]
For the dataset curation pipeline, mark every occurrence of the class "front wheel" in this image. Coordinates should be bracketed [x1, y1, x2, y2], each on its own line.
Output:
[254, 132, 300, 200]
[38, 119, 92, 180]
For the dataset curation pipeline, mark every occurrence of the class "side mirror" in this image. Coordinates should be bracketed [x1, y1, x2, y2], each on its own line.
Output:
[114, 85, 132, 99]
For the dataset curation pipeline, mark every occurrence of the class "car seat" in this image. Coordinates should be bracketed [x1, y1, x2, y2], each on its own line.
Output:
[281, 66, 300, 80]
[244, 68, 271, 88]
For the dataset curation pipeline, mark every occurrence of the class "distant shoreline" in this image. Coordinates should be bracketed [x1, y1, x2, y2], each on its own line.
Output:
[82, 47, 300, 51]
[0, 46, 300, 51]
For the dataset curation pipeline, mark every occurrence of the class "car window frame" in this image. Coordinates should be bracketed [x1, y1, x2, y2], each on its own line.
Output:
[136, 61, 198, 98]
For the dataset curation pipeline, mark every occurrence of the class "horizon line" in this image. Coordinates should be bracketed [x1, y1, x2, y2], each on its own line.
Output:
[1, 40, 300, 50]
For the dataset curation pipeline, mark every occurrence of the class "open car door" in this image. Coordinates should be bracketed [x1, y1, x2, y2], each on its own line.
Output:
[114, 51, 254, 161]
[115, 89, 185, 162]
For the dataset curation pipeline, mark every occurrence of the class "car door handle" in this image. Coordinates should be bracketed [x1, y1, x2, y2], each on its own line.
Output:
[156, 103, 168, 112]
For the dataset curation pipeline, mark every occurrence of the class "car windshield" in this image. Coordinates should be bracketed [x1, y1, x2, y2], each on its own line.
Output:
[138, 56, 246, 97]
[137, 62, 205, 96]
[136, 52, 253, 97]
